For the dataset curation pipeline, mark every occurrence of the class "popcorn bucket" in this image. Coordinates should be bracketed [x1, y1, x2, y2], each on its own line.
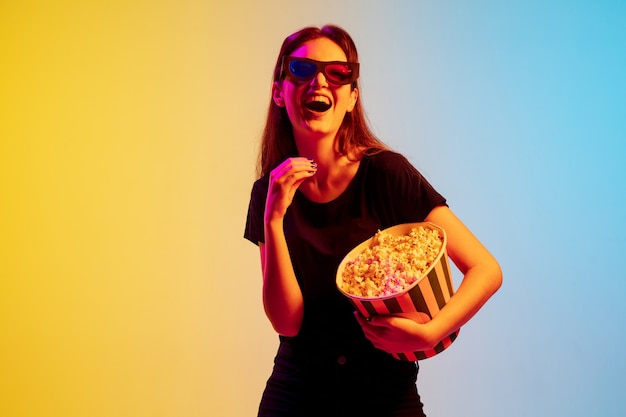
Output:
[336, 222, 460, 361]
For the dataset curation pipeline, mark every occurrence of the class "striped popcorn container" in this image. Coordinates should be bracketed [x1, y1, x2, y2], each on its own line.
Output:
[336, 222, 460, 361]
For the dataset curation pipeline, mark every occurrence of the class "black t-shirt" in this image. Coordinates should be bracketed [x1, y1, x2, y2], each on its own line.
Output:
[244, 150, 447, 353]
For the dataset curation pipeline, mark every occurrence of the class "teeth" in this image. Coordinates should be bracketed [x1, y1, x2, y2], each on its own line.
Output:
[306, 96, 331, 105]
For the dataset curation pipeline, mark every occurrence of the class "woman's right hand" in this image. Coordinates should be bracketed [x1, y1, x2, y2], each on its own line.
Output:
[265, 157, 317, 222]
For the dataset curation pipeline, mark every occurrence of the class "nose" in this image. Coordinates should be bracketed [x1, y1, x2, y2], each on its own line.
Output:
[310, 70, 328, 88]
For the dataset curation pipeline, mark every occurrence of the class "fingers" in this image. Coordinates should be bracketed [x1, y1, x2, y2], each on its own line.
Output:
[354, 312, 385, 336]
[271, 157, 317, 183]
[354, 313, 415, 353]
[354, 312, 388, 350]
[354, 312, 391, 328]
[265, 157, 317, 221]
[270, 157, 317, 194]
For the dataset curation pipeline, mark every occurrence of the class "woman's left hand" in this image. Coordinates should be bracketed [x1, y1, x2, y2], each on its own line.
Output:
[354, 312, 441, 354]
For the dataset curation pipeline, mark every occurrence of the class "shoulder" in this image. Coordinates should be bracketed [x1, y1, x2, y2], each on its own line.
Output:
[362, 150, 419, 177]
[364, 149, 408, 165]
[248, 175, 269, 202]
[252, 175, 269, 190]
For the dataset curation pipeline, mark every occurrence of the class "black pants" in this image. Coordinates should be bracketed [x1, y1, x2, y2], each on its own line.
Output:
[258, 341, 427, 417]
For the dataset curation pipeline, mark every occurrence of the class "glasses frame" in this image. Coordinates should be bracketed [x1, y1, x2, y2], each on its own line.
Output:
[280, 56, 360, 86]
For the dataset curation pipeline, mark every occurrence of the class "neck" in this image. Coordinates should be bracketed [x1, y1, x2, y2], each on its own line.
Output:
[294, 133, 361, 203]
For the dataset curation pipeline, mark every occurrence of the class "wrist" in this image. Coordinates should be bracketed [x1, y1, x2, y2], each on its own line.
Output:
[264, 216, 284, 228]
[264, 217, 285, 240]
[422, 318, 451, 349]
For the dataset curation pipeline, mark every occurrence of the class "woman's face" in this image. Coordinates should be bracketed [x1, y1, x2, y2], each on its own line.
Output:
[273, 37, 358, 142]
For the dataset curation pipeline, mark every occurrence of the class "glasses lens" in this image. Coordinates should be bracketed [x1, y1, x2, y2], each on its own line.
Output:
[289, 59, 318, 79]
[324, 64, 353, 84]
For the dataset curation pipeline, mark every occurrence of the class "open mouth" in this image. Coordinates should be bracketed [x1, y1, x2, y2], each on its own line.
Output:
[304, 96, 332, 112]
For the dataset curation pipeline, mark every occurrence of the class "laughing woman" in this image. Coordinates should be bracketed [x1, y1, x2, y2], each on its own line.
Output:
[244, 24, 502, 417]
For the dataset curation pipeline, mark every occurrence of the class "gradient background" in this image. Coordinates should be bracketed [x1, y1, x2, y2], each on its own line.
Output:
[1, 1, 625, 416]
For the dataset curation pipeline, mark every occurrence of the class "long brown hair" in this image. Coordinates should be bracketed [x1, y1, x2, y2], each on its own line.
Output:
[257, 24, 388, 178]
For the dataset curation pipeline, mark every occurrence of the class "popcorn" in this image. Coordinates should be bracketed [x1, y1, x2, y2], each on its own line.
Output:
[339, 226, 443, 298]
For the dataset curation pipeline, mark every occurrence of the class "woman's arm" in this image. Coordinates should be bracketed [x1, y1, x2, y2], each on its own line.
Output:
[260, 222, 304, 337]
[356, 205, 502, 353]
[422, 205, 503, 339]
[259, 157, 317, 336]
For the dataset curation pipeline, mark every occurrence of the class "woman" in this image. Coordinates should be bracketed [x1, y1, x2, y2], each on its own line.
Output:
[244, 24, 502, 417]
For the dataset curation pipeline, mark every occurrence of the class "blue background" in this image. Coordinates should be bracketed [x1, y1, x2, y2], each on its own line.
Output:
[348, 2, 626, 415]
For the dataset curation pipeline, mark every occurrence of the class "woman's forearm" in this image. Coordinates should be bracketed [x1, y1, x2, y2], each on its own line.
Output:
[261, 219, 304, 337]
[426, 260, 502, 343]
[424, 206, 503, 344]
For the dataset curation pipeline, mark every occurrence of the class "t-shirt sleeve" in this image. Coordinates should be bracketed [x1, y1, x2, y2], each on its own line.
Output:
[369, 151, 447, 224]
[243, 176, 269, 246]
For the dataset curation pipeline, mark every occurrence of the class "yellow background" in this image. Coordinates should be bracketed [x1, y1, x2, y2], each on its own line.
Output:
[1, 1, 281, 416]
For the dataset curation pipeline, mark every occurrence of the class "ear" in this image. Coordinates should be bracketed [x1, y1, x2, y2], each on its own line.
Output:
[272, 82, 285, 107]
[346, 87, 358, 112]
